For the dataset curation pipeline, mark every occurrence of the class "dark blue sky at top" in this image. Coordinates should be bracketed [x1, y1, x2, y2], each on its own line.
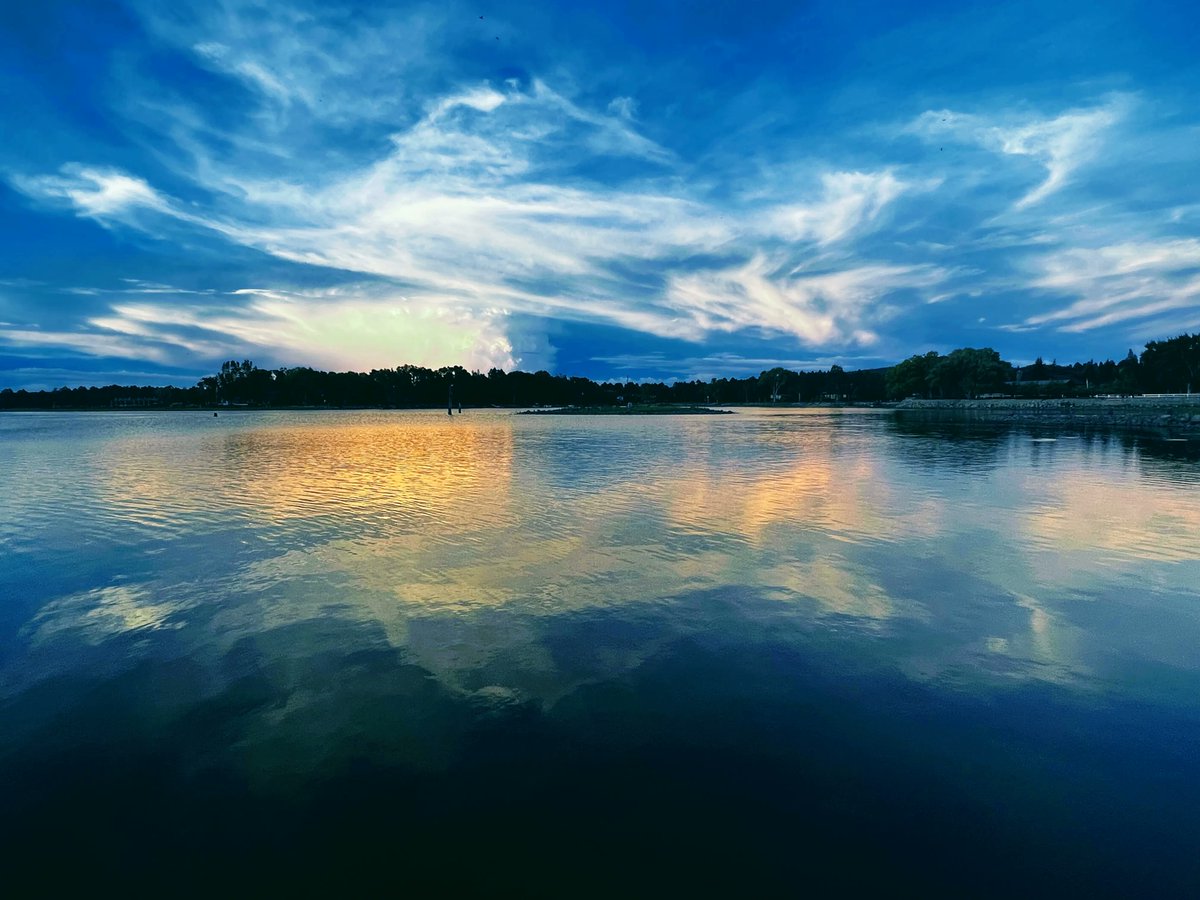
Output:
[1, 0, 1198, 388]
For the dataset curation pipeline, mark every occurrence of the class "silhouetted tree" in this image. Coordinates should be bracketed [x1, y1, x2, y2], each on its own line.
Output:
[1141, 334, 1199, 393]
[929, 348, 1011, 399]
[886, 351, 940, 399]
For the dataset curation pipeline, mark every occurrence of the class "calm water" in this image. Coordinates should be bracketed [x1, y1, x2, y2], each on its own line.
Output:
[2, 409, 1198, 893]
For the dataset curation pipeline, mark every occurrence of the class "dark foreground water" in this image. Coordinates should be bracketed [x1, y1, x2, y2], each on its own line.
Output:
[2, 409, 1198, 894]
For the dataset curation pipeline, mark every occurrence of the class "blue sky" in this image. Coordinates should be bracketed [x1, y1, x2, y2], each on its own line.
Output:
[2, 0, 1198, 388]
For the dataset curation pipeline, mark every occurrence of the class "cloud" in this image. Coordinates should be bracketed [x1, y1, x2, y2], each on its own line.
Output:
[10, 165, 169, 219]
[766, 170, 908, 244]
[606, 96, 638, 120]
[12, 74, 933, 362]
[665, 255, 943, 345]
[86, 286, 520, 373]
[529, 80, 671, 164]
[193, 41, 294, 103]
[141, 0, 447, 128]
[0, 326, 176, 363]
[429, 85, 508, 119]
[1022, 239, 1200, 333]
[911, 96, 1128, 209]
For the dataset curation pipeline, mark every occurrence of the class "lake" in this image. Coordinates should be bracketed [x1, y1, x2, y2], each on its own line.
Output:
[2, 409, 1198, 894]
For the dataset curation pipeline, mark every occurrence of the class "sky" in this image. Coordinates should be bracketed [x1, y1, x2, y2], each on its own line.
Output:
[1, 0, 1198, 389]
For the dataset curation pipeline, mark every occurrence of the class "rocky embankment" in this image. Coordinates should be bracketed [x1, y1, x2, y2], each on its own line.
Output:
[897, 397, 1200, 435]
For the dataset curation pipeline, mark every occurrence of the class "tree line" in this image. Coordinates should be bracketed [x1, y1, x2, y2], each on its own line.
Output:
[2, 332, 1197, 410]
[886, 333, 1199, 400]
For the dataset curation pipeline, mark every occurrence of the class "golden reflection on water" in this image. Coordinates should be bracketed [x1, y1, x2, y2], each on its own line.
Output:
[1025, 467, 1200, 562]
[217, 419, 515, 527]
[211, 416, 943, 693]
[661, 435, 944, 545]
[92, 414, 516, 537]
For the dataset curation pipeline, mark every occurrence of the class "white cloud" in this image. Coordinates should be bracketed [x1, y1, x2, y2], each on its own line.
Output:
[429, 85, 508, 119]
[140, 0, 445, 127]
[0, 326, 176, 363]
[999, 105, 1125, 209]
[766, 170, 908, 244]
[12, 91, 938, 358]
[912, 96, 1128, 209]
[228, 290, 519, 372]
[527, 80, 671, 164]
[11, 166, 168, 219]
[56, 9, 1185, 372]
[665, 254, 942, 345]
[1023, 239, 1200, 332]
[87, 287, 519, 373]
[193, 41, 294, 103]
[607, 96, 638, 120]
[14, 73, 933, 356]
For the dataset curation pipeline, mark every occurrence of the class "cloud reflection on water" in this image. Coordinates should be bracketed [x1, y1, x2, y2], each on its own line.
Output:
[5, 410, 1199, 710]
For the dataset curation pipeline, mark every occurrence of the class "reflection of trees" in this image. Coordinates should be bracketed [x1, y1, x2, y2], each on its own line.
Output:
[1128, 437, 1200, 486]
[886, 414, 1200, 479]
[886, 414, 1009, 473]
[890, 416, 1198, 486]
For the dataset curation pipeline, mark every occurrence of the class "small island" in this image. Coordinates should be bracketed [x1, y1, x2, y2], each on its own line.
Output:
[521, 404, 732, 415]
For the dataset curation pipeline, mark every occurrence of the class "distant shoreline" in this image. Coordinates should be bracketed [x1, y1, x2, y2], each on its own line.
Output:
[3, 398, 1198, 436]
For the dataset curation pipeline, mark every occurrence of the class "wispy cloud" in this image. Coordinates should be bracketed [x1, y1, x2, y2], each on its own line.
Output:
[765, 170, 909, 244]
[666, 255, 943, 345]
[0, 326, 176, 363]
[910, 95, 1129, 209]
[10, 74, 932, 366]
[10, 166, 170, 220]
[1023, 239, 1200, 332]
[193, 41, 295, 104]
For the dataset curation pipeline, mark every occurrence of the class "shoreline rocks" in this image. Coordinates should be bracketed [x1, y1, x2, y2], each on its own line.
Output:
[896, 397, 1200, 435]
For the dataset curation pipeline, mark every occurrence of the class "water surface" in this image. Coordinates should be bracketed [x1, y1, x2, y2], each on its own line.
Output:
[2, 410, 1198, 893]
